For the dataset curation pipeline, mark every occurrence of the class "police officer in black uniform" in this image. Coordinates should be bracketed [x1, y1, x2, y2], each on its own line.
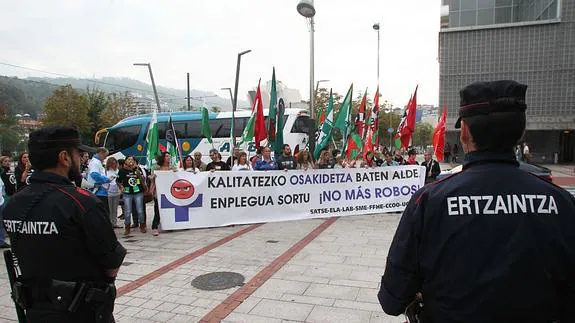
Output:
[378, 80, 575, 322]
[2, 126, 126, 323]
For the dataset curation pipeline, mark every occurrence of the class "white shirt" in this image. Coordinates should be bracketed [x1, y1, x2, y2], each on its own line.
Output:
[232, 164, 252, 171]
[523, 145, 530, 155]
[105, 169, 120, 196]
[87, 156, 106, 188]
[0, 175, 5, 206]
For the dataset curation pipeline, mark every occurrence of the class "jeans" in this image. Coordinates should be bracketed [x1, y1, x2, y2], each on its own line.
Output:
[108, 194, 121, 226]
[123, 193, 144, 226]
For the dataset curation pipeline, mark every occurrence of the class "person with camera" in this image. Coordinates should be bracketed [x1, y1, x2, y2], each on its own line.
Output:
[378, 81, 575, 322]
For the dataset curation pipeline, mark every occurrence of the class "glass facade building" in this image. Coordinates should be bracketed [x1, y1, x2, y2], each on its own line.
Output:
[439, 0, 575, 163]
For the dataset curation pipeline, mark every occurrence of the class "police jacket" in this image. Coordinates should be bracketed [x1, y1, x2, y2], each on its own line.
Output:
[378, 151, 575, 323]
[2, 171, 126, 283]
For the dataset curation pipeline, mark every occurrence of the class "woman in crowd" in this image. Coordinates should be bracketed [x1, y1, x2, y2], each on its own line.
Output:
[406, 149, 419, 165]
[150, 152, 176, 236]
[232, 151, 252, 171]
[296, 150, 314, 170]
[105, 157, 121, 228]
[0, 156, 16, 198]
[363, 151, 378, 168]
[117, 156, 147, 235]
[316, 150, 334, 169]
[15, 152, 33, 192]
[183, 155, 200, 173]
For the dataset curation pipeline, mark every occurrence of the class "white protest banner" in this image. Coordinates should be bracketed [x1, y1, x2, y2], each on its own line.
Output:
[155, 166, 426, 230]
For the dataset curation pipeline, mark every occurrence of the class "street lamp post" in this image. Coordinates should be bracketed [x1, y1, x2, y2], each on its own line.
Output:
[297, 0, 316, 120]
[373, 23, 380, 85]
[134, 63, 162, 113]
[231, 50, 251, 164]
[220, 87, 234, 109]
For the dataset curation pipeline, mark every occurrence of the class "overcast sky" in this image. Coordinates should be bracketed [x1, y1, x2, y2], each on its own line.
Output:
[0, 0, 441, 107]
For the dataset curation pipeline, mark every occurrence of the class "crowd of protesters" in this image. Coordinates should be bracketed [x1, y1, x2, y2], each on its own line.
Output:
[0, 143, 441, 246]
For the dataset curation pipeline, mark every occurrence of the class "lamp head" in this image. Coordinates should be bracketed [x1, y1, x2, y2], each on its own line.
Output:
[373, 23, 380, 30]
[297, 0, 316, 18]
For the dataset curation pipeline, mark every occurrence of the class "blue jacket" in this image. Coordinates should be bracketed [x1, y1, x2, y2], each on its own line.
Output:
[88, 156, 110, 197]
[254, 159, 278, 171]
[379, 151, 575, 322]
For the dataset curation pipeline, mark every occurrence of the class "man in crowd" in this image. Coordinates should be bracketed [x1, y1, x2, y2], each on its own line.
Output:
[193, 151, 207, 171]
[206, 148, 230, 171]
[276, 144, 297, 170]
[421, 151, 441, 184]
[226, 148, 241, 168]
[393, 150, 405, 165]
[382, 153, 399, 166]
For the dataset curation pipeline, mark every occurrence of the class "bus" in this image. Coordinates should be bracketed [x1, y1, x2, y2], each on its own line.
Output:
[94, 108, 314, 165]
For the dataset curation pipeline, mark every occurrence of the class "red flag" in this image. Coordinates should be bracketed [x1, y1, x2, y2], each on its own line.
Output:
[363, 87, 379, 158]
[433, 107, 447, 161]
[254, 81, 267, 148]
[399, 86, 418, 149]
[354, 90, 367, 138]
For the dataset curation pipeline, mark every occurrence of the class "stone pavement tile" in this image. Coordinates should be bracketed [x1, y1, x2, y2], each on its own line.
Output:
[329, 279, 379, 289]
[133, 308, 159, 319]
[126, 297, 148, 307]
[303, 264, 354, 279]
[155, 301, 179, 312]
[304, 283, 359, 300]
[140, 299, 164, 310]
[0, 304, 17, 321]
[370, 311, 406, 323]
[334, 299, 383, 312]
[191, 298, 222, 308]
[252, 278, 310, 299]
[233, 296, 263, 314]
[223, 312, 283, 323]
[274, 272, 330, 284]
[279, 293, 335, 306]
[249, 299, 314, 321]
[306, 305, 372, 323]
[348, 269, 382, 282]
[356, 288, 380, 304]
[170, 314, 201, 323]
[171, 304, 194, 315]
[117, 305, 142, 317]
[187, 305, 211, 317]
[149, 311, 176, 322]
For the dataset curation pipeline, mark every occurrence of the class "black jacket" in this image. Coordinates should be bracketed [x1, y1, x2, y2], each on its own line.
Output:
[421, 159, 441, 184]
[3, 171, 126, 282]
[379, 152, 575, 323]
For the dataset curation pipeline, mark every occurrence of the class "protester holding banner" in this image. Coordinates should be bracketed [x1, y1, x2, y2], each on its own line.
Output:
[382, 153, 399, 167]
[193, 151, 207, 171]
[296, 150, 314, 170]
[206, 149, 230, 172]
[117, 156, 147, 235]
[232, 152, 252, 171]
[183, 155, 200, 173]
[276, 144, 297, 170]
[363, 151, 378, 168]
[250, 146, 263, 168]
[316, 150, 334, 169]
[150, 152, 176, 236]
[254, 147, 278, 171]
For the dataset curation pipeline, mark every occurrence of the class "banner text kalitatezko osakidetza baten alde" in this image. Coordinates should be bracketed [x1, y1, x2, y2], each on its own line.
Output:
[154, 166, 426, 230]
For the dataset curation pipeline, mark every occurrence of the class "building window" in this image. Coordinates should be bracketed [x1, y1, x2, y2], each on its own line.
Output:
[478, 8, 495, 25]
[495, 6, 512, 23]
[460, 10, 478, 26]
[460, 0, 477, 10]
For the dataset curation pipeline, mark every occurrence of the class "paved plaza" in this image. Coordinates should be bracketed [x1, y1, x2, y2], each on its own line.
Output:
[1, 167, 574, 323]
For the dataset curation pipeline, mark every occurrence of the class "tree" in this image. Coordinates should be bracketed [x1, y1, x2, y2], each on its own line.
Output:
[85, 87, 109, 139]
[313, 87, 343, 120]
[99, 92, 135, 129]
[412, 122, 434, 149]
[43, 85, 91, 137]
[0, 105, 24, 154]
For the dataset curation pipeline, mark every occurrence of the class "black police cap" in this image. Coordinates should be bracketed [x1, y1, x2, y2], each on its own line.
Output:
[455, 80, 527, 129]
[28, 126, 97, 153]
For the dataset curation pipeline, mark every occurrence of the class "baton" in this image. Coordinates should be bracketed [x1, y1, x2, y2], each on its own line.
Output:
[3, 250, 27, 323]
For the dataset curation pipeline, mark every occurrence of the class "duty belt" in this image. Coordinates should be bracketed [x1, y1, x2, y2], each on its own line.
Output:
[12, 278, 116, 313]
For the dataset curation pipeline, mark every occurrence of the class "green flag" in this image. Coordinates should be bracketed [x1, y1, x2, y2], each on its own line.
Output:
[146, 109, 159, 168]
[335, 84, 353, 153]
[201, 105, 213, 144]
[267, 68, 278, 151]
[313, 90, 335, 160]
[275, 98, 286, 155]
